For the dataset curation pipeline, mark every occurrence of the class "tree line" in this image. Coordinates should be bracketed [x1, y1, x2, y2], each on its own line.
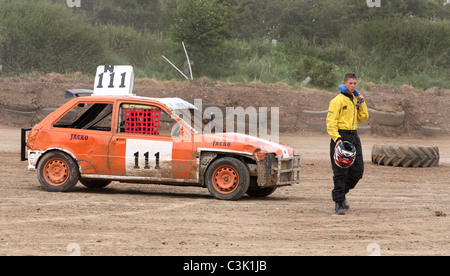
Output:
[0, 0, 449, 89]
[63, 0, 449, 41]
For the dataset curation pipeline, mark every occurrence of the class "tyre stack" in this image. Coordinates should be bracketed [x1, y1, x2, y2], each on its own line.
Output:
[302, 110, 328, 133]
[0, 103, 38, 126]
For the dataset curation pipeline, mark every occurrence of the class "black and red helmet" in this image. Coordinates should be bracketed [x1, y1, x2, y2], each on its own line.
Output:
[334, 141, 357, 168]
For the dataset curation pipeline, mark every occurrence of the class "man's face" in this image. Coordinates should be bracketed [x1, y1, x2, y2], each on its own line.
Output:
[344, 78, 357, 94]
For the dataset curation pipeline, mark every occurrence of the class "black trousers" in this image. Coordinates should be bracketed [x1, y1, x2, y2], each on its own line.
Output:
[330, 130, 364, 203]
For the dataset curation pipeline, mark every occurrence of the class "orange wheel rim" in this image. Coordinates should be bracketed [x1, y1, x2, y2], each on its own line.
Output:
[212, 165, 239, 194]
[43, 158, 69, 187]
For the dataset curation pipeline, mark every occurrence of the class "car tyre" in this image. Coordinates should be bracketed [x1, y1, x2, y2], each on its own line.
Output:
[79, 178, 111, 189]
[246, 186, 277, 197]
[371, 144, 439, 168]
[205, 157, 250, 200]
[37, 151, 79, 192]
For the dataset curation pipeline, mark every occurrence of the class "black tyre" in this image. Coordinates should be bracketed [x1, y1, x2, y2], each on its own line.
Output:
[2, 108, 36, 126]
[368, 108, 405, 126]
[79, 178, 111, 189]
[372, 144, 439, 168]
[37, 151, 80, 192]
[246, 186, 277, 197]
[205, 157, 250, 200]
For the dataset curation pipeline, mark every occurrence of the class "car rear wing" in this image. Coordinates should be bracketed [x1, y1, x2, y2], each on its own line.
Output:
[21, 127, 32, 161]
[65, 89, 94, 99]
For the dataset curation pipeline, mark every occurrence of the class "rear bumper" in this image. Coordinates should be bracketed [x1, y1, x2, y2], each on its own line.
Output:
[21, 127, 32, 161]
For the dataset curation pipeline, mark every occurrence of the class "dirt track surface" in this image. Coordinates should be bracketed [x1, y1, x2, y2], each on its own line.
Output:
[0, 125, 448, 256]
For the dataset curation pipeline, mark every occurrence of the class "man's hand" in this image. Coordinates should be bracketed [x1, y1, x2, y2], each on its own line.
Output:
[356, 94, 365, 103]
[335, 139, 343, 150]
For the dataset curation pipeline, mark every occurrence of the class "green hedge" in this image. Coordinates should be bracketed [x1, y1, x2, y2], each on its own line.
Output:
[0, 1, 448, 90]
[346, 17, 450, 89]
[0, 1, 106, 74]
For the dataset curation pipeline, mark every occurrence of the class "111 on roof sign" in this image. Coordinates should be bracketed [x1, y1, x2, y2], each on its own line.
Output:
[94, 65, 135, 96]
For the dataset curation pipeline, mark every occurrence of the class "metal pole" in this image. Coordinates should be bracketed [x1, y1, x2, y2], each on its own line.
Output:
[162, 56, 189, 80]
[182, 42, 193, 80]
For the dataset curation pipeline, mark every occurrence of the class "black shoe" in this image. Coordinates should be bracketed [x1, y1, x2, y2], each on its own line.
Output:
[343, 199, 350, 210]
[335, 202, 346, 215]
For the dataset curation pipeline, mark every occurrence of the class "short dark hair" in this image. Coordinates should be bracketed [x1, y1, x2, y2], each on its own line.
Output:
[344, 73, 357, 82]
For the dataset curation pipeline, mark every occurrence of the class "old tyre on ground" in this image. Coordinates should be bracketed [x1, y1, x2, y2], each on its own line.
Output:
[205, 157, 250, 200]
[79, 178, 112, 189]
[420, 126, 441, 136]
[302, 110, 328, 117]
[368, 108, 405, 126]
[371, 144, 439, 168]
[37, 151, 80, 192]
[2, 108, 36, 126]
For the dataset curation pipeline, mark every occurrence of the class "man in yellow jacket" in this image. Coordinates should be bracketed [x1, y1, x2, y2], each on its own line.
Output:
[326, 73, 369, 215]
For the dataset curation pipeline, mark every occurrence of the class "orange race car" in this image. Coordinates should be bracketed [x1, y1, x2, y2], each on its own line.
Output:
[21, 66, 300, 200]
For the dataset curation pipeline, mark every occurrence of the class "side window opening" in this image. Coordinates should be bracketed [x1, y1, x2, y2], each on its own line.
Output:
[123, 107, 161, 135]
[54, 103, 113, 132]
[118, 103, 176, 137]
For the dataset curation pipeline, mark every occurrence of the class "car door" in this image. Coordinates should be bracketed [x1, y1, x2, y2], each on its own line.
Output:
[108, 101, 198, 183]
[51, 100, 114, 176]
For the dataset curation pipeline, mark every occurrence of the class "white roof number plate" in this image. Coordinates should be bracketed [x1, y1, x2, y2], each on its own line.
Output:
[94, 65, 135, 96]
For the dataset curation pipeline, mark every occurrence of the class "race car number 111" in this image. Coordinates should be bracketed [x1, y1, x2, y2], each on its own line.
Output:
[94, 65, 135, 96]
[125, 140, 173, 177]
[134, 151, 160, 170]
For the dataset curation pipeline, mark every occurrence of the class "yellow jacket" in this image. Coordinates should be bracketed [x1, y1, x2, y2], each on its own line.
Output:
[326, 93, 369, 142]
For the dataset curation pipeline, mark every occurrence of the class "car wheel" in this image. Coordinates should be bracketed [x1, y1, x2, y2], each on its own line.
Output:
[37, 151, 79, 192]
[205, 157, 250, 200]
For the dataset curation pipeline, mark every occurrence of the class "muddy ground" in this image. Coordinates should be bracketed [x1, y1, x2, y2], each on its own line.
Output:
[0, 75, 449, 256]
[0, 126, 448, 256]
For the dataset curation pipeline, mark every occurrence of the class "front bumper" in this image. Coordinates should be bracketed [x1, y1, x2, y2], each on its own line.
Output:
[274, 155, 301, 186]
[257, 154, 301, 188]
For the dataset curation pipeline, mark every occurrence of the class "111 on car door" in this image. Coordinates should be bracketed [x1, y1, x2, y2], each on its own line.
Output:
[108, 103, 197, 182]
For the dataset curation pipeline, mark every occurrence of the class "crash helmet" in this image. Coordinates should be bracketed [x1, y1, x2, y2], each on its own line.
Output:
[334, 141, 357, 168]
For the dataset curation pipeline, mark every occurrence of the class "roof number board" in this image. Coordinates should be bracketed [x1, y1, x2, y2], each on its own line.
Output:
[94, 65, 135, 96]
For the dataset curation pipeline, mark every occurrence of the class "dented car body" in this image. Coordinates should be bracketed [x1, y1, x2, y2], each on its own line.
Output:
[21, 91, 300, 200]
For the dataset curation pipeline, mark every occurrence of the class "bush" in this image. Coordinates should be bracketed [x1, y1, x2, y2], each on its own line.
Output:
[170, 0, 227, 52]
[0, 1, 107, 74]
[346, 17, 450, 88]
[101, 25, 166, 66]
[170, 0, 228, 76]
[295, 56, 337, 88]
